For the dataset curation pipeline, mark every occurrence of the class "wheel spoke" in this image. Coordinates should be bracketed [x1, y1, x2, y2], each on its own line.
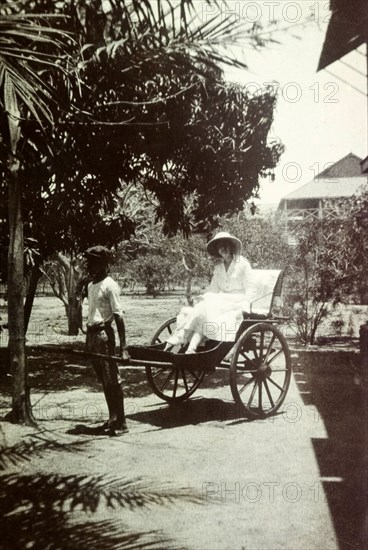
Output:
[267, 348, 283, 365]
[181, 368, 189, 392]
[258, 380, 263, 412]
[160, 368, 175, 391]
[152, 367, 166, 379]
[172, 369, 179, 398]
[238, 376, 254, 395]
[264, 333, 276, 363]
[252, 345, 259, 361]
[259, 329, 265, 359]
[270, 368, 288, 372]
[264, 379, 274, 407]
[186, 368, 201, 382]
[239, 350, 248, 361]
[248, 380, 258, 407]
[267, 375, 284, 392]
[240, 351, 257, 368]
[237, 368, 258, 373]
[237, 363, 257, 372]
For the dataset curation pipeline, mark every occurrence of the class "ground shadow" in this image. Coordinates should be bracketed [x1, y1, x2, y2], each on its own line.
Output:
[0, 345, 233, 403]
[0, 346, 153, 399]
[293, 350, 367, 550]
[129, 396, 249, 430]
[0, 446, 189, 550]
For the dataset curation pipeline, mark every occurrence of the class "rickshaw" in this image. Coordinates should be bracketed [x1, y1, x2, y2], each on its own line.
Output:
[126, 269, 291, 419]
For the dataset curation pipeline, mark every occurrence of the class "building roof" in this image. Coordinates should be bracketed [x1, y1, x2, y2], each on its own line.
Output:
[316, 153, 364, 178]
[282, 176, 367, 201]
[361, 156, 368, 174]
[317, 0, 368, 71]
[277, 153, 367, 207]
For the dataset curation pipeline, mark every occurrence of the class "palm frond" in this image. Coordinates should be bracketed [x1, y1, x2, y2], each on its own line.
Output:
[0, 11, 75, 137]
[1, 472, 204, 513]
[2, 507, 178, 550]
[0, 437, 88, 470]
[0, 434, 203, 548]
[77, 0, 253, 70]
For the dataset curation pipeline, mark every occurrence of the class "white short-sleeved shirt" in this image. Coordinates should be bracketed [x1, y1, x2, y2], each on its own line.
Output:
[87, 276, 123, 325]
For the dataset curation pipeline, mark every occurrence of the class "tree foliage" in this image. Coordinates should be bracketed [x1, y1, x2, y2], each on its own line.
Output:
[0, 0, 282, 255]
[0, 0, 283, 424]
[1, 0, 283, 331]
[0, 1, 78, 424]
[0, 0, 283, 246]
[216, 207, 292, 268]
[118, 203, 293, 296]
[347, 188, 368, 304]
[284, 216, 359, 345]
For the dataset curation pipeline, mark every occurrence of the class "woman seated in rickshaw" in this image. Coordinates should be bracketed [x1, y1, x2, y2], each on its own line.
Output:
[165, 231, 257, 353]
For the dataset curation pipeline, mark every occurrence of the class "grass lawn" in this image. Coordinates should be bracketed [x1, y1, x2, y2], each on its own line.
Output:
[1, 292, 187, 347]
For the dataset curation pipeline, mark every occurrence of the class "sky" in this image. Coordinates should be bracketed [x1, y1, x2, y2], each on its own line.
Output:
[205, 0, 368, 206]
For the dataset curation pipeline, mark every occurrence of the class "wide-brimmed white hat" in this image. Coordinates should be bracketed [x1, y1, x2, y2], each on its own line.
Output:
[206, 231, 242, 257]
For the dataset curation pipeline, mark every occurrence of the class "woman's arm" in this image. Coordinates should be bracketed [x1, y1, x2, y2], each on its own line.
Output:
[241, 259, 257, 313]
[207, 264, 221, 293]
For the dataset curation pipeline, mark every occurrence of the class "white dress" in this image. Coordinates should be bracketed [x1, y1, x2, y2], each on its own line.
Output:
[168, 255, 257, 344]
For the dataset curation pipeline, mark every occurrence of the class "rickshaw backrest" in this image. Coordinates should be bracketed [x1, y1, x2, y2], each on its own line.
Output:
[249, 269, 284, 317]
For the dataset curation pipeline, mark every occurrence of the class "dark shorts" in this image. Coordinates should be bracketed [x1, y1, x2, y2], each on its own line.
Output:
[86, 324, 120, 385]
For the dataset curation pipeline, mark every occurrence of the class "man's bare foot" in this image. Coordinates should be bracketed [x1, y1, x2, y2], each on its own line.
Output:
[109, 422, 129, 437]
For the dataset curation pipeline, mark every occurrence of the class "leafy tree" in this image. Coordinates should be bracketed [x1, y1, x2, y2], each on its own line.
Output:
[41, 253, 86, 334]
[0, 4, 74, 425]
[347, 189, 368, 304]
[1, 0, 282, 338]
[1, 0, 283, 425]
[114, 185, 211, 296]
[30, 74, 281, 321]
[119, 203, 293, 299]
[215, 207, 293, 268]
[284, 217, 358, 345]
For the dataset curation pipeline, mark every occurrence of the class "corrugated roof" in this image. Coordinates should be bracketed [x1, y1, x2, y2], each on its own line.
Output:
[316, 153, 363, 178]
[283, 176, 367, 200]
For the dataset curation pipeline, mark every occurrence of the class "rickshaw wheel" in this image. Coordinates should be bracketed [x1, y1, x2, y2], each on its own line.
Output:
[146, 317, 205, 402]
[230, 323, 291, 419]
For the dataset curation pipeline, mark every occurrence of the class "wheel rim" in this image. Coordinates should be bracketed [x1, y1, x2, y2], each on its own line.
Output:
[146, 318, 205, 402]
[230, 323, 291, 418]
[150, 317, 178, 345]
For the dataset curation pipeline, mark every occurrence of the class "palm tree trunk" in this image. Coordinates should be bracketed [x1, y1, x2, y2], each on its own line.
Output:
[24, 261, 42, 334]
[7, 165, 36, 426]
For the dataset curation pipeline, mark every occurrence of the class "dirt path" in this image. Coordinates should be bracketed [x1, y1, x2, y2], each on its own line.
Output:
[0, 296, 366, 549]
[1, 375, 339, 550]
